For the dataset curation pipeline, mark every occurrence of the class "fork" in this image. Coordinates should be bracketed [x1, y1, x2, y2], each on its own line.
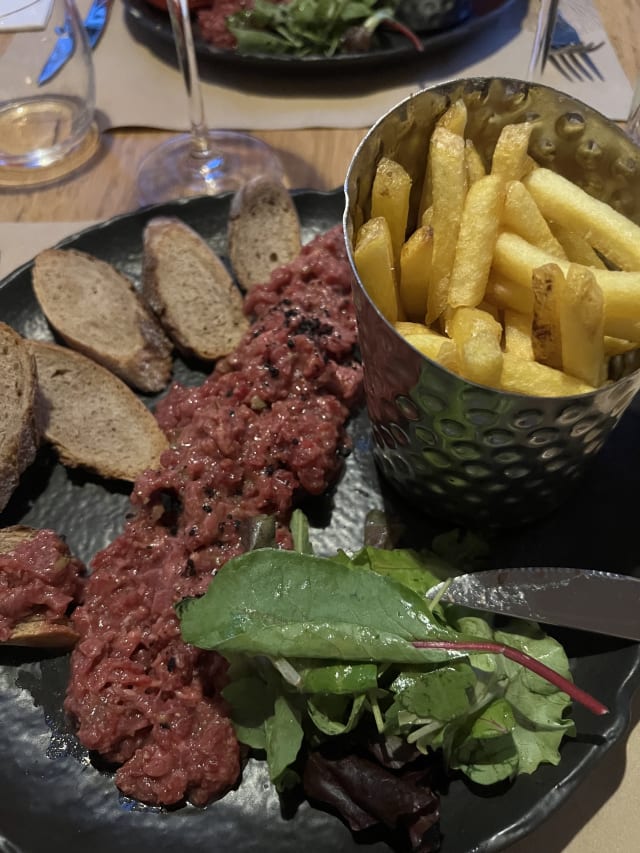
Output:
[549, 13, 604, 82]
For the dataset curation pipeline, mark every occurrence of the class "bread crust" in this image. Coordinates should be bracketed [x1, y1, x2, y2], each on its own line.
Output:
[32, 248, 173, 393]
[0, 322, 40, 513]
[142, 217, 249, 361]
[227, 177, 302, 290]
[28, 339, 168, 482]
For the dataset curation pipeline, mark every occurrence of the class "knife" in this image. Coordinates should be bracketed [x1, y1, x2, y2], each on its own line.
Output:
[427, 566, 640, 642]
[38, 0, 112, 86]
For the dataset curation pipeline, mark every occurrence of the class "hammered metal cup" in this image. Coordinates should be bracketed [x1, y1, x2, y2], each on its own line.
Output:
[344, 77, 640, 528]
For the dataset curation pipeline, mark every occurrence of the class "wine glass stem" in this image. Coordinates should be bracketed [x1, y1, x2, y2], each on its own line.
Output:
[527, 0, 560, 81]
[167, 0, 211, 161]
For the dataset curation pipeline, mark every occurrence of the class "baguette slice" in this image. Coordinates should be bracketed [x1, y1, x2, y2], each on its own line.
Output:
[142, 217, 249, 360]
[0, 525, 80, 649]
[227, 177, 302, 290]
[0, 322, 40, 512]
[32, 248, 173, 393]
[28, 340, 168, 482]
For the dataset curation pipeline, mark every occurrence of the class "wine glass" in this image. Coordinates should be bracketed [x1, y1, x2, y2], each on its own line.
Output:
[137, 0, 283, 204]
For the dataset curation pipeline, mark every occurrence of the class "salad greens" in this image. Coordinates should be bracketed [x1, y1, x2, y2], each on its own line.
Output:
[227, 0, 423, 58]
[177, 515, 604, 792]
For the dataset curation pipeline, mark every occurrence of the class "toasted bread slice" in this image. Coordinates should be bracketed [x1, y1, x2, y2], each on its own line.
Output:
[27, 340, 168, 482]
[0, 525, 79, 649]
[32, 248, 173, 393]
[3, 616, 79, 648]
[227, 177, 302, 290]
[0, 323, 40, 513]
[142, 217, 249, 361]
[0, 525, 40, 553]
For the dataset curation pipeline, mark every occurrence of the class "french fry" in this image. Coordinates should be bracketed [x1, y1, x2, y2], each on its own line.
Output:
[371, 157, 412, 270]
[604, 336, 638, 357]
[418, 158, 433, 220]
[359, 115, 640, 398]
[395, 321, 439, 337]
[558, 264, 606, 387]
[531, 263, 564, 370]
[524, 168, 640, 271]
[410, 333, 456, 363]
[502, 181, 567, 259]
[547, 220, 606, 269]
[465, 139, 486, 185]
[399, 225, 433, 321]
[447, 174, 505, 309]
[500, 353, 595, 396]
[419, 100, 467, 218]
[437, 98, 468, 135]
[503, 309, 534, 360]
[591, 274, 640, 341]
[396, 322, 459, 371]
[492, 231, 553, 286]
[354, 216, 399, 324]
[493, 232, 640, 341]
[485, 272, 534, 315]
[425, 127, 467, 323]
[448, 307, 503, 387]
[490, 122, 534, 182]
[478, 299, 500, 320]
[435, 339, 459, 372]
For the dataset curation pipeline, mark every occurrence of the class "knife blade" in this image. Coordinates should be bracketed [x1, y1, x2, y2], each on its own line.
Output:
[38, 0, 112, 86]
[427, 567, 640, 642]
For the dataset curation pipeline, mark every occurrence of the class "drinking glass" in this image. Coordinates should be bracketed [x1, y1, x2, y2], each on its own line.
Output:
[137, 0, 283, 205]
[0, 0, 97, 186]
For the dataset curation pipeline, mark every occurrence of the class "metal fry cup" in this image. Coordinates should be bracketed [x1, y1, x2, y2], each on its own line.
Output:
[344, 77, 640, 528]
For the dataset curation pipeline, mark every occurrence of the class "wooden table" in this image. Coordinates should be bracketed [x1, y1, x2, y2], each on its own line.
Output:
[2, 1, 640, 851]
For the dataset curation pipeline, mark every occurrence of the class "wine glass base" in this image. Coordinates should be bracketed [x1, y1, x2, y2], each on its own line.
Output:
[137, 130, 284, 205]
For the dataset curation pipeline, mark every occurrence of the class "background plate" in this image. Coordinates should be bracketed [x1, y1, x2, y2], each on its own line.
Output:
[123, 0, 521, 74]
[1, 190, 640, 853]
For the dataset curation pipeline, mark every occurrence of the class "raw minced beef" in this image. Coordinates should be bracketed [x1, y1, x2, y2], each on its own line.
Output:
[64, 225, 364, 806]
[0, 529, 85, 642]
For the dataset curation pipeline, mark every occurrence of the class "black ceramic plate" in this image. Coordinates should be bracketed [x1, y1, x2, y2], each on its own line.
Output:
[123, 0, 520, 73]
[1, 191, 640, 853]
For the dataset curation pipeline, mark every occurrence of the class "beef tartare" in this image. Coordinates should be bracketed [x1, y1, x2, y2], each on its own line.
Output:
[64, 225, 364, 806]
[0, 528, 85, 643]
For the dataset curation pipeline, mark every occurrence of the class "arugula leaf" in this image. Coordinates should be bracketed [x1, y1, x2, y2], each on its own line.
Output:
[265, 694, 305, 786]
[346, 545, 460, 597]
[307, 692, 367, 735]
[298, 661, 379, 694]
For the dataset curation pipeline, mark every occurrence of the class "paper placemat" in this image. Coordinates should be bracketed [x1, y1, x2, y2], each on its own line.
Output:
[0, 221, 98, 279]
[87, 0, 632, 132]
